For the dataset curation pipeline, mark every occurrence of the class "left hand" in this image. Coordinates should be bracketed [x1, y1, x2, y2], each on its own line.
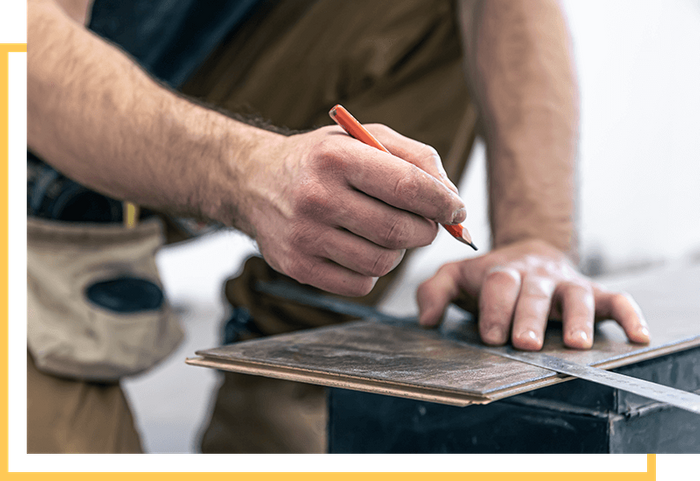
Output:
[416, 239, 650, 350]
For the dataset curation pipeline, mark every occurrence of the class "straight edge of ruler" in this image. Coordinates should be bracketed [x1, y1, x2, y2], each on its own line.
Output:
[486, 348, 700, 414]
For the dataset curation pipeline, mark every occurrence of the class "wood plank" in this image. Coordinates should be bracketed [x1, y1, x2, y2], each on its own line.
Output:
[187, 264, 700, 406]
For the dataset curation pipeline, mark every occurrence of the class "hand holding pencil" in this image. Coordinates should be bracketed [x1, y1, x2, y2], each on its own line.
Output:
[236, 105, 467, 296]
[329, 104, 476, 250]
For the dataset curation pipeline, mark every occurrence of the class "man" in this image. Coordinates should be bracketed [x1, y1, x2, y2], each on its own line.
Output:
[186, 0, 649, 452]
[27, 0, 648, 453]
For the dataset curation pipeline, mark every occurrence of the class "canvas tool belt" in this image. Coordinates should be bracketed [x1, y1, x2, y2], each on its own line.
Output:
[27, 216, 184, 381]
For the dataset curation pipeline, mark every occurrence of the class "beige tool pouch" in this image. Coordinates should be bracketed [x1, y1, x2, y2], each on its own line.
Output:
[27, 217, 184, 381]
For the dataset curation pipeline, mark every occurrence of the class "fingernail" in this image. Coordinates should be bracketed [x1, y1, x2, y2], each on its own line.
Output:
[572, 330, 591, 347]
[452, 207, 466, 224]
[518, 330, 541, 349]
[637, 325, 650, 341]
[524, 330, 539, 342]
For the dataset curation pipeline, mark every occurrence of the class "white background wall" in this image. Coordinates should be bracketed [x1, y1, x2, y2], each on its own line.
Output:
[565, 0, 700, 270]
[123, 0, 700, 453]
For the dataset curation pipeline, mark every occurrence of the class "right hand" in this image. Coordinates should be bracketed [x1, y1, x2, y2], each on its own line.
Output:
[234, 124, 466, 296]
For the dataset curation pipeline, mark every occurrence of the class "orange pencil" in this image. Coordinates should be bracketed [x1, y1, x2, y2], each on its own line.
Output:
[329, 104, 477, 250]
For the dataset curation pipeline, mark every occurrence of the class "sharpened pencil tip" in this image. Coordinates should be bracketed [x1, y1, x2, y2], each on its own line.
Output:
[450, 231, 477, 250]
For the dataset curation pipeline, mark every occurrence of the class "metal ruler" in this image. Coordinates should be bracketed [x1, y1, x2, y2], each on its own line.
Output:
[482, 347, 700, 414]
[255, 280, 700, 415]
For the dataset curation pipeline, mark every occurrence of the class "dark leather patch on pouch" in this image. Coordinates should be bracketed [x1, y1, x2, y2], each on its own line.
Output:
[86, 277, 164, 313]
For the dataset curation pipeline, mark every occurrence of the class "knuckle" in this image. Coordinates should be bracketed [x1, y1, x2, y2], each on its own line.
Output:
[307, 137, 333, 160]
[436, 262, 460, 279]
[423, 143, 440, 159]
[368, 250, 402, 277]
[382, 215, 412, 249]
[558, 280, 590, 297]
[419, 143, 442, 166]
[391, 171, 420, 206]
[293, 183, 331, 219]
[288, 227, 335, 264]
[526, 290, 552, 303]
[520, 255, 563, 279]
[308, 139, 347, 174]
[286, 223, 315, 251]
[285, 256, 315, 285]
[532, 259, 558, 277]
[564, 286, 595, 313]
[611, 291, 633, 311]
[484, 268, 521, 289]
[366, 123, 391, 137]
[521, 277, 555, 301]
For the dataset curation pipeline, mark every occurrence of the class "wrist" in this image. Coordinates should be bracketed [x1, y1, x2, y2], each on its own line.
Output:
[487, 144, 578, 260]
[492, 213, 578, 262]
[493, 229, 578, 261]
[196, 114, 286, 237]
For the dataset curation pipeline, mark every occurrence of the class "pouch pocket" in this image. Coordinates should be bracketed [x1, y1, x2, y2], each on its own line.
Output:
[27, 217, 184, 381]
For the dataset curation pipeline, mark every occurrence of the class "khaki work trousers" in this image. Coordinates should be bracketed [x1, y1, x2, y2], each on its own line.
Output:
[27, 351, 142, 453]
[182, 0, 478, 453]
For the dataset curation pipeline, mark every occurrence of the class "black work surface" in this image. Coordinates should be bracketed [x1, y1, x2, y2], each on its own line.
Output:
[329, 346, 700, 453]
[326, 264, 700, 453]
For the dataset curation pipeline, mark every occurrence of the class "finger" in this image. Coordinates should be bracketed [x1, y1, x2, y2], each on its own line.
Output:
[594, 288, 650, 344]
[321, 228, 405, 278]
[343, 144, 466, 225]
[291, 169, 438, 249]
[555, 281, 595, 349]
[478, 267, 522, 346]
[336, 189, 438, 249]
[367, 124, 460, 194]
[417, 263, 464, 327]
[511, 275, 556, 350]
[285, 254, 378, 297]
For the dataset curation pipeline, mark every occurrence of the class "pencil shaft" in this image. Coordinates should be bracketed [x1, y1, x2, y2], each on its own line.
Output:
[329, 106, 388, 153]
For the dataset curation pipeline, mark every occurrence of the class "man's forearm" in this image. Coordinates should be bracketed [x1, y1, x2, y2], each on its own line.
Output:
[458, 0, 579, 256]
[28, 0, 279, 229]
[422, 2, 646, 352]
[29, 0, 474, 296]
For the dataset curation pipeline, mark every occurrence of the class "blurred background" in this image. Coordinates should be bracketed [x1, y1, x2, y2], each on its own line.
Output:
[122, 0, 700, 453]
